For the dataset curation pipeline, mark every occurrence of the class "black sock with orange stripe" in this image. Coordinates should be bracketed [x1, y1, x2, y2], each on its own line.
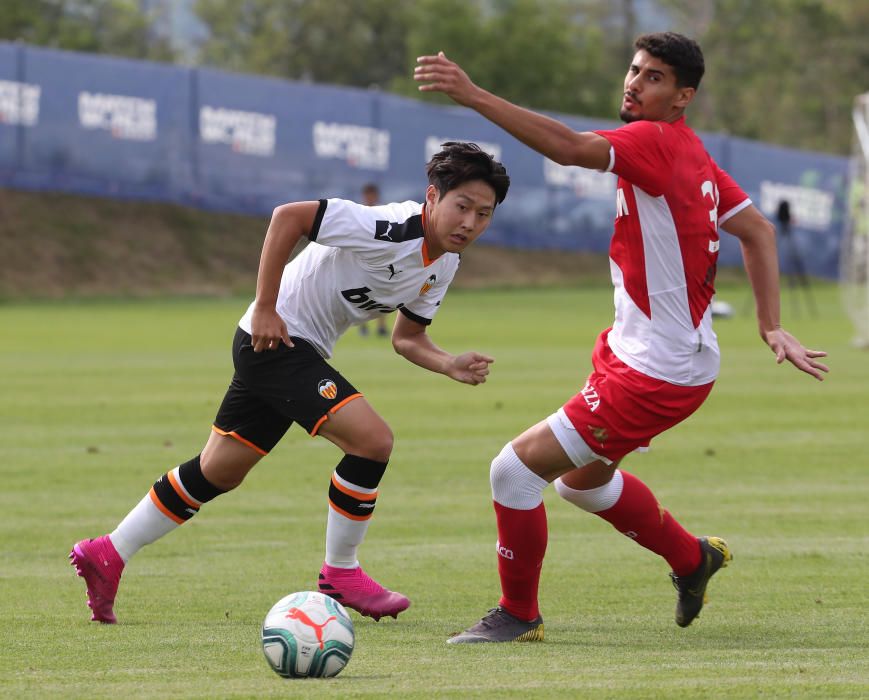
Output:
[110, 455, 227, 563]
[325, 455, 388, 568]
[150, 455, 226, 524]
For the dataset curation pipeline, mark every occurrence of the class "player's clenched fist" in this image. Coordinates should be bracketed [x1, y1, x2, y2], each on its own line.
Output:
[447, 351, 495, 385]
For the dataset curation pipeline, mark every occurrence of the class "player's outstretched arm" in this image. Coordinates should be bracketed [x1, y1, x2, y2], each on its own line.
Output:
[250, 201, 319, 352]
[721, 204, 829, 381]
[391, 312, 493, 386]
[414, 51, 610, 170]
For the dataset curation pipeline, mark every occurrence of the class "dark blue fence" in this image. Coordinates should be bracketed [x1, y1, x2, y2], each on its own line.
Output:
[0, 43, 848, 277]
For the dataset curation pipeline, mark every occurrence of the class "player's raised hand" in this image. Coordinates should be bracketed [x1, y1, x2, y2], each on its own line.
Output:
[447, 351, 495, 385]
[251, 305, 293, 352]
[762, 328, 829, 381]
[414, 51, 479, 106]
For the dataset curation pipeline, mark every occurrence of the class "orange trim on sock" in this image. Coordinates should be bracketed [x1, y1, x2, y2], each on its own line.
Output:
[167, 469, 200, 509]
[330, 473, 377, 502]
[309, 393, 364, 436]
[328, 502, 373, 522]
[211, 425, 268, 456]
[149, 487, 185, 525]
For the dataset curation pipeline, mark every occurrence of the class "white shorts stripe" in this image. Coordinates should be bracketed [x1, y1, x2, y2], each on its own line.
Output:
[546, 408, 612, 468]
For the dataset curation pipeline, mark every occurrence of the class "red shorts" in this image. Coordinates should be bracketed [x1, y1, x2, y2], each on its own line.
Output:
[562, 330, 714, 462]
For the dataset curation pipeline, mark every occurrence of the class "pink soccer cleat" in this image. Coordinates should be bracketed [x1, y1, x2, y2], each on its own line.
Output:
[69, 535, 125, 624]
[318, 563, 410, 621]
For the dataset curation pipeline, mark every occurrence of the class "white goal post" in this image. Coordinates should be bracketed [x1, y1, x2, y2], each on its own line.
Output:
[841, 92, 869, 348]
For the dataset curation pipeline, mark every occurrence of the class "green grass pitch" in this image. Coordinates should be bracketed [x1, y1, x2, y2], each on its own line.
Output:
[1, 283, 867, 699]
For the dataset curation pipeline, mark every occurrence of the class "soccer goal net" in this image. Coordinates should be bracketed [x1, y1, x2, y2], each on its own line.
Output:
[841, 92, 869, 348]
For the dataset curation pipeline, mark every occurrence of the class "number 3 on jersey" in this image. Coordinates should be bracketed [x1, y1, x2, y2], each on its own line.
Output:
[701, 180, 719, 229]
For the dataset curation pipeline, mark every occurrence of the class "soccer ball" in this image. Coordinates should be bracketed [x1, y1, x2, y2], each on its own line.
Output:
[261, 591, 355, 679]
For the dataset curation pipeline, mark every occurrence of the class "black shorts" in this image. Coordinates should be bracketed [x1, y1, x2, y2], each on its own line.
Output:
[212, 328, 362, 454]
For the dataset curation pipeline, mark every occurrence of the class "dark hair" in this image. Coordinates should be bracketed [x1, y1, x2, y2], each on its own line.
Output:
[426, 141, 510, 205]
[361, 182, 379, 196]
[634, 32, 705, 89]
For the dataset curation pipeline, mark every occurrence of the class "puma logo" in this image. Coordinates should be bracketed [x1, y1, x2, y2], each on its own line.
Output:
[286, 607, 336, 650]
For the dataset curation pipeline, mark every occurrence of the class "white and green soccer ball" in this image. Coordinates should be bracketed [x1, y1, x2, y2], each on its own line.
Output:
[261, 591, 355, 679]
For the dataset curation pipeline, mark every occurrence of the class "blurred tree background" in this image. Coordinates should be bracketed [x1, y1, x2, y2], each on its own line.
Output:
[0, 0, 174, 61]
[2, 0, 867, 155]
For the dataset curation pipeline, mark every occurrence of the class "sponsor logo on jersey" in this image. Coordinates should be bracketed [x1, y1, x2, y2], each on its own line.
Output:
[341, 286, 400, 313]
[376, 221, 395, 241]
[317, 379, 338, 399]
[496, 541, 514, 560]
[419, 275, 436, 296]
[580, 381, 601, 412]
[374, 217, 424, 244]
[387, 263, 402, 279]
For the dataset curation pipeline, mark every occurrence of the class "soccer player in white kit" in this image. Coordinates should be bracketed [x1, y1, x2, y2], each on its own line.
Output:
[416, 33, 829, 642]
[70, 142, 510, 624]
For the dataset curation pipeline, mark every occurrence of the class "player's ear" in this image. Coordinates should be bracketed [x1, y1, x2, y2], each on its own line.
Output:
[674, 86, 695, 109]
[425, 184, 440, 206]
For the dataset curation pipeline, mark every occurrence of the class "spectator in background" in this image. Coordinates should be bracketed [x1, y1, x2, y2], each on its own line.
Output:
[776, 199, 816, 316]
[359, 183, 390, 337]
[776, 199, 792, 233]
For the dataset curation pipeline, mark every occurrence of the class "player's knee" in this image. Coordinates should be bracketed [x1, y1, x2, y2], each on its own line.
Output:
[355, 425, 394, 462]
[200, 451, 256, 491]
[554, 469, 624, 513]
[489, 443, 513, 494]
[489, 442, 547, 509]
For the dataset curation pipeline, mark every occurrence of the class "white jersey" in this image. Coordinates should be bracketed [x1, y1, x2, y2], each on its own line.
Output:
[238, 198, 460, 358]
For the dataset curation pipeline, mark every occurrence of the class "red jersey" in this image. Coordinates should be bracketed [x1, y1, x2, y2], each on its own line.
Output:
[594, 117, 750, 385]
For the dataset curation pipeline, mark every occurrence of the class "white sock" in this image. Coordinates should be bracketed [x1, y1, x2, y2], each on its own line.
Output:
[324, 507, 370, 569]
[554, 470, 624, 513]
[110, 493, 179, 563]
[324, 471, 378, 568]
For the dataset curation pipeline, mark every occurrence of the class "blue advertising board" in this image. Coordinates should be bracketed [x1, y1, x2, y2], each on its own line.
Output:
[0, 43, 849, 278]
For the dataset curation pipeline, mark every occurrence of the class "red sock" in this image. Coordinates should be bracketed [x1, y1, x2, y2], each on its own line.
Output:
[594, 471, 701, 576]
[493, 501, 547, 621]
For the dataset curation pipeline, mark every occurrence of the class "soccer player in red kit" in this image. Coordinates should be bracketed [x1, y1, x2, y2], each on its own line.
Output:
[416, 32, 829, 643]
